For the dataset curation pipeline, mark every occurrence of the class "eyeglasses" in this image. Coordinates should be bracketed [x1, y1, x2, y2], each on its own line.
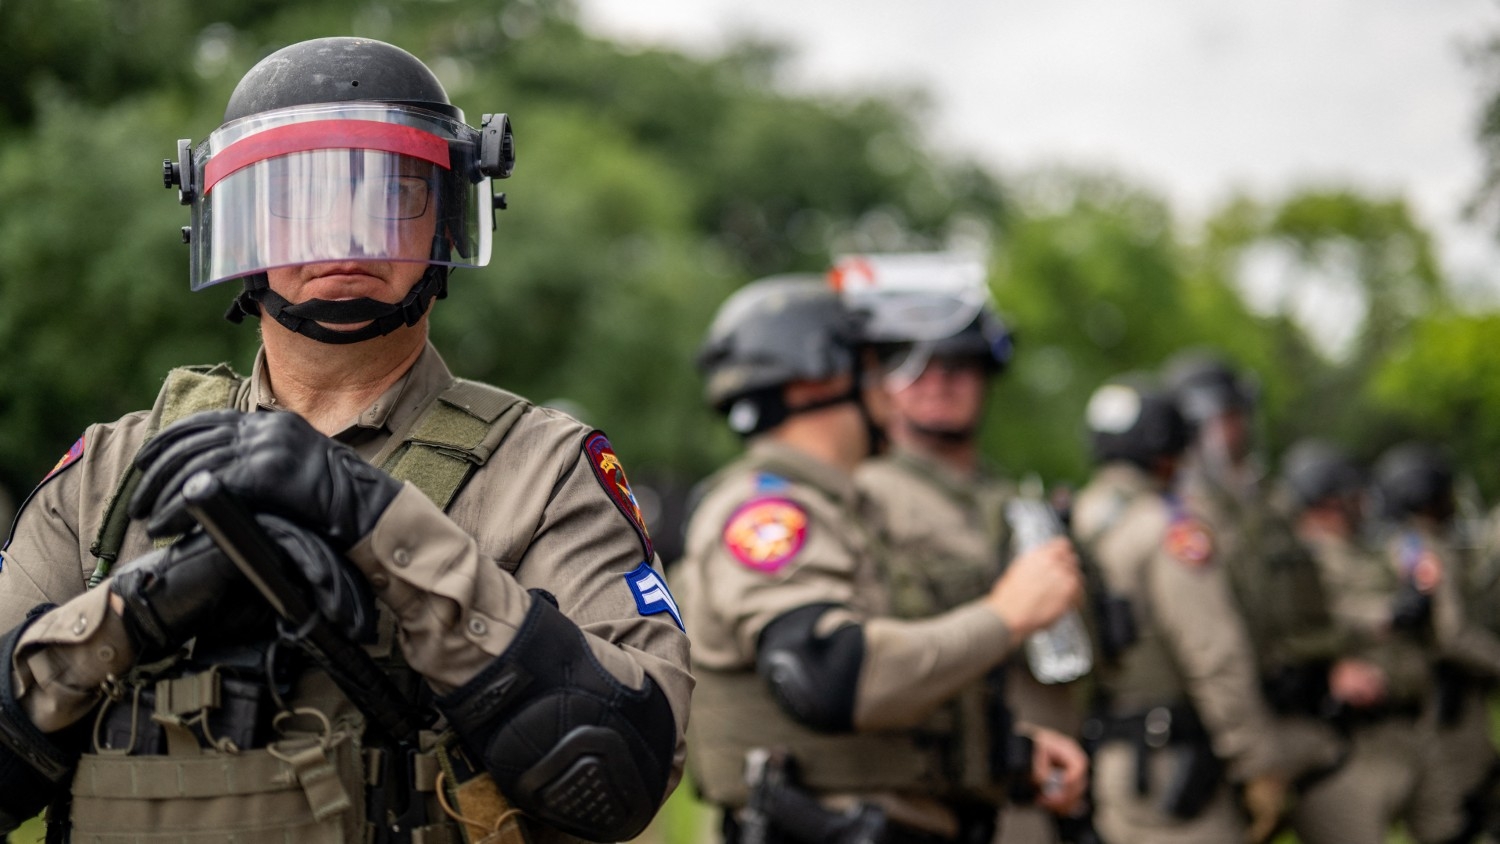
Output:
[266, 173, 434, 221]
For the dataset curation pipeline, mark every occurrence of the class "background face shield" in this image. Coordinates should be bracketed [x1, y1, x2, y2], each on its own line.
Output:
[831, 252, 990, 344]
[188, 103, 492, 290]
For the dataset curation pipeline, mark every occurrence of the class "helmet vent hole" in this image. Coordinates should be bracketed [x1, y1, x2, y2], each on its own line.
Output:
[351, 80, 359, 87]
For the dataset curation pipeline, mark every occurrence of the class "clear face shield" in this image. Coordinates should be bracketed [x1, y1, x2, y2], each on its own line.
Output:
[830, 252, 995, 391]
[183, 103, 494, 290]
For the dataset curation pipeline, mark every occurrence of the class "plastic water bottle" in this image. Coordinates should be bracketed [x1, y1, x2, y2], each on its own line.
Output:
[1005, 495, 1093, 684]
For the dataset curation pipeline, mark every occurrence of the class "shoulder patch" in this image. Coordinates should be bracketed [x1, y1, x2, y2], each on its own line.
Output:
[583, 432, 654, 561]
[625, 561, 684, 630]
[1164, 516, 1214, 568]
[45, 436, 86, 484]
[723, 497, 808, 574]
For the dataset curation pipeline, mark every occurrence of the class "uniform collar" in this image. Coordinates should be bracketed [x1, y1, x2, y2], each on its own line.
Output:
[246, 341, 455, 438]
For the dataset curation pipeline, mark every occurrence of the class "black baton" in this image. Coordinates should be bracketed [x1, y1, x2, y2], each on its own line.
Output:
[180, 470, 429, 745]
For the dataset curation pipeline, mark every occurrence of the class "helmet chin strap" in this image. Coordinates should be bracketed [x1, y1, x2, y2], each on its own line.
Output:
[224, 266, 449, 344]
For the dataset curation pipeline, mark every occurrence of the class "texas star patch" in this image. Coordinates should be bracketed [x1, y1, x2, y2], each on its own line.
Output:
[625, 561, 684, 630]
[723, 497, 809, 574]
[583, 432, 654, 560]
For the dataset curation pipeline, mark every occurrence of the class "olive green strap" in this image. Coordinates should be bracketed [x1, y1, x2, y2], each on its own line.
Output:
[87, 364, 244, 587]
[379, 379, 527, 510]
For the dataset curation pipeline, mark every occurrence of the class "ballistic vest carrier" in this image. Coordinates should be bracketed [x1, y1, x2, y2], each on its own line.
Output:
[73, 363, 530, 844]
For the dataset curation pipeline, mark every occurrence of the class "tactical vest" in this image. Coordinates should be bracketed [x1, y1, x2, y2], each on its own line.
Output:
[67, 364, 529, 844]
[689, 451, 1009, 809]
[1196, 476, 1343, 677]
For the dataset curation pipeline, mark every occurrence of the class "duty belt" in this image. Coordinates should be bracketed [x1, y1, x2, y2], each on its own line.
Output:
[1087, 702, 1208, 750]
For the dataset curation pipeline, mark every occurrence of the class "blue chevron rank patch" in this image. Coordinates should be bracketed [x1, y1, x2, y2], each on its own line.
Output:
[625, 561, 684, 631]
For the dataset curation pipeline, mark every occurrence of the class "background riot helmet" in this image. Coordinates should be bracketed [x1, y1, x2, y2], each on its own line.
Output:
[1280, 438, 1365, 513]
[165, 37, 515, 344]
[1085, 376, 1190, 471]
[830, 252, 1013, 389]
[697, 275, 865, 436]
[1372, 442, 1455, 522]
[1162, 349, 1257, 427]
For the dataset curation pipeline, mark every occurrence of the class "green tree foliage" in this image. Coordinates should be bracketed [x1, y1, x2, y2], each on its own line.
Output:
[0, 0, 1001, 499]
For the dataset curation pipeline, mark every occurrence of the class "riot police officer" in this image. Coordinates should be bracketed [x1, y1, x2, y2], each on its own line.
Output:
[1074, 377, 1337, 844]
[678, 275, 1085, 844]
[1163, 351, 1363, 838]
[0, 37, 690, 843]
[837, 252, 1094, 844]
[1279, 439, 1441, 843]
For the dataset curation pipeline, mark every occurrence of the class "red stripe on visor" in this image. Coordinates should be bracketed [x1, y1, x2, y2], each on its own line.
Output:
[204, 120, 451, 194]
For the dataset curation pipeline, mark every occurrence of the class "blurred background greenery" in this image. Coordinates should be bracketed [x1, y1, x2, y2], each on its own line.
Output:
[5, 1, 1500, 839]
[4, 0, 1500, 509]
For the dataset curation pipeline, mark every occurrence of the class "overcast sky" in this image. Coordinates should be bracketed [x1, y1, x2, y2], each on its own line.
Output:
[578, 0, 1500, 300]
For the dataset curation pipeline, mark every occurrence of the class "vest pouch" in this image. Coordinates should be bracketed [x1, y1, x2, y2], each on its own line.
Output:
[68, 731, 366, 844]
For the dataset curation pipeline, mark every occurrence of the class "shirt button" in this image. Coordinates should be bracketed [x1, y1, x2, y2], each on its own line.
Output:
[71, 615, 88, 636]
[467, 617, 488, 637]
[96, 645, 115, 662]
[370, 573, 389, 590]
[393, 549, 411, 568]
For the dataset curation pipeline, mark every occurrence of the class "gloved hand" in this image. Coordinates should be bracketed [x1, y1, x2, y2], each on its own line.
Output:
[127, 409, 403, 550]
[1241, 774, 1287, 844]
[110, 515, 376, 661]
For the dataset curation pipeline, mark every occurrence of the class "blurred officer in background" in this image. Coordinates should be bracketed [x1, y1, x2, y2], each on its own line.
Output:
[0, 37, 689, 843]
[1278, 439, 1439, 843]
[836, 252, 1096, 844]
[679, 275, 1086, 844]
[1373, 443, 1500, 843]
[1163, 352, 1364, 832]
[1074, 376, 1340, 844]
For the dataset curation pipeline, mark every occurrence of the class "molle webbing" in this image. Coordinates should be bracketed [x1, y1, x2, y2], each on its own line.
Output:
[376, 380, 526, 510]
[88, 365, 246, 587]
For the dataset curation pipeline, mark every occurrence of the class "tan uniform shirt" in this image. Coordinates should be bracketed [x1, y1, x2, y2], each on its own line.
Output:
[679, 440, 1015, 834]
[856, 449, 1083, 736]
[0, 343, 692, 821]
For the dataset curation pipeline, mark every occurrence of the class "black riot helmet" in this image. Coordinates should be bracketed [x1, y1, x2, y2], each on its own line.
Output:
[1280, 439, 1364, 513]
[697, 275, 866, 437]
[1085, 376, 1190, 472]
[1162, 350, 1257, 428]
[830, 252, 1013, 389]
[1372, 442, 1455, 522]
[163, 37, 516, 345]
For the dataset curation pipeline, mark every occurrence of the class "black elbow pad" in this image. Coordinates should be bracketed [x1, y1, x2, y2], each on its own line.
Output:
[436, 590, 677, 842]
[0, 605, 84, 830]
[756, 603, 864, 732]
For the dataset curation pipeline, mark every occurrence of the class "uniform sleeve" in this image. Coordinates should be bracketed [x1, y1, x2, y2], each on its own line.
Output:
[346, 444, 692, 785]
[1431, 555, 1500, 678]
[854, 603, 1012, 730]
[1148, 550, 1285, 781]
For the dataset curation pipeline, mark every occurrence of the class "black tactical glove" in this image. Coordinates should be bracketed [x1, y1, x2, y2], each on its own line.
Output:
[128, 409, 403, 550]
[110, 515, 376, 661]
